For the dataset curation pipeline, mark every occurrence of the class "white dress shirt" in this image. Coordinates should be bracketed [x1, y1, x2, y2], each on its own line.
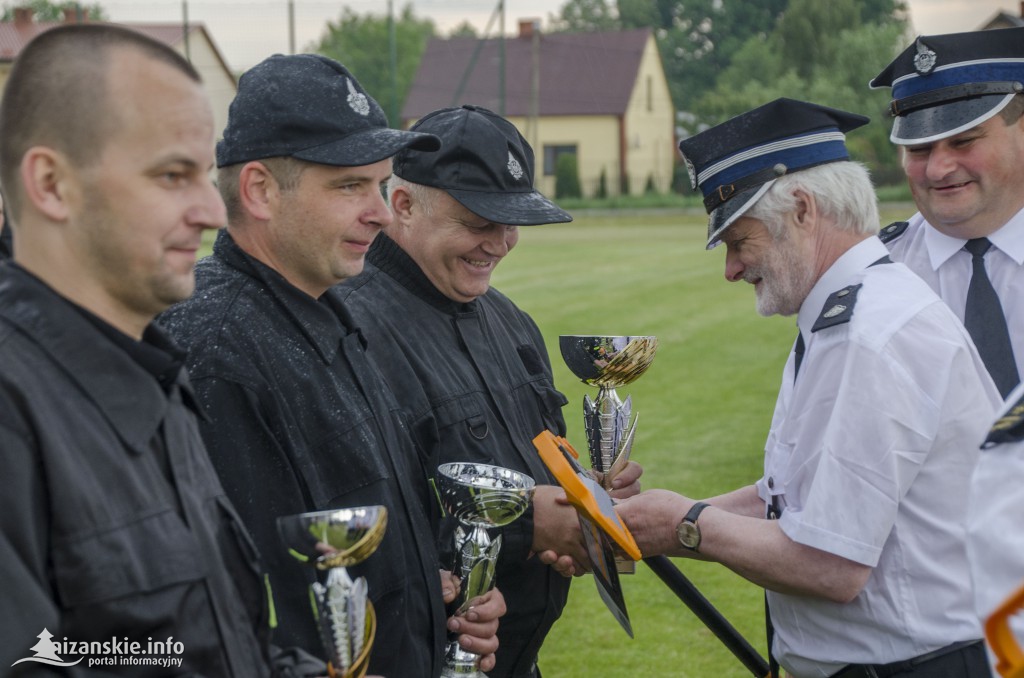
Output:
[886, 207, 1024, 386]
[755, 237, 1001, 677]
[968, 381, 1024, 672]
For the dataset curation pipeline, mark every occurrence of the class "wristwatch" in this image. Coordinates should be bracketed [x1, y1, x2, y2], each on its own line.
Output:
[676, 502, 711, 552]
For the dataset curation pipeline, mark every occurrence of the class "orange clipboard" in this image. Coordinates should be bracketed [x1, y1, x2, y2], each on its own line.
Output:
[986, 581, 1024, 678]
[533, 430, 641, 561]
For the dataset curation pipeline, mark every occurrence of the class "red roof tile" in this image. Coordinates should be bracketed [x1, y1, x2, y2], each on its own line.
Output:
[402, 28, 653, 121]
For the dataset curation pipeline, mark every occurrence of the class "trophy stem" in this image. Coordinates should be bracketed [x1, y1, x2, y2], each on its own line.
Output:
[436, 462, 534, 678]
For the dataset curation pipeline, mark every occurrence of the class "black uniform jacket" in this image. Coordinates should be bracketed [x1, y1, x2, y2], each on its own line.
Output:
[338, 233, 572, 678]
[160, 231, 446, 677]
[0, 263, 276, 677]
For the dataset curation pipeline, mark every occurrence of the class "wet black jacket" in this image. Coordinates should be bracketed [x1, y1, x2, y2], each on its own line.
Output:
[0, 264, 280, 677]
[338, 234, 571, 678]
[160, 231, 446, 677]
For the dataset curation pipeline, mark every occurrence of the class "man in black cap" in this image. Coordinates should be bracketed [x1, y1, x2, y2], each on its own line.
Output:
[338, 104, 642, 678]
[615, 98, 999, 678]
[0, 25, 323, 677]
[870, 27, 1024, 400]
[160, 56, 504, 678]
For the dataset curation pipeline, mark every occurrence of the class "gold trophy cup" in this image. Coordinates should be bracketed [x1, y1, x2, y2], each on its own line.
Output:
[559, 335, 657, 572]
[277, 506, 388, 678]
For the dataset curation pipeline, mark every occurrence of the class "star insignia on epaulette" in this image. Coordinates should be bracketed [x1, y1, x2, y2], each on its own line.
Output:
[812, 284, 862, 332]
[878, 221, 909, 244]
[984, 394, 1024, 447]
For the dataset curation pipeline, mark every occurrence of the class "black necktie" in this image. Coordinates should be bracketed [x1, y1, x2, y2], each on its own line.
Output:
[793, 332, 805, 383]
[964, 238, 1019, 398]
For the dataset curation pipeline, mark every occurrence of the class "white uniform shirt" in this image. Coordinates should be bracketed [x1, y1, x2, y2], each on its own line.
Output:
[968, 382, 1024, 669]
[885, 207, 1024, 384]
[755, 237, 1001, 677]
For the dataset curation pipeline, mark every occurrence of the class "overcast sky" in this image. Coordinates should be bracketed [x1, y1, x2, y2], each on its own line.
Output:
[101, 0, 1020, 73]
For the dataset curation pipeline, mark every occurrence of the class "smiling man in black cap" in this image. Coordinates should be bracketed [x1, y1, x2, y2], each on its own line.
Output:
[871, 27, 1024, 400]
[615, 97, 998, 678]
[160, 56, 505, 677]
[338, 104, 642, 678]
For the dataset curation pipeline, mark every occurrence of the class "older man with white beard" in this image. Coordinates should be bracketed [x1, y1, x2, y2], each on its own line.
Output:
[616, 98, 1000, 678]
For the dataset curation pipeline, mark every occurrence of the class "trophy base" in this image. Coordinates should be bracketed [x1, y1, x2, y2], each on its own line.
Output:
[441, 640, 485, 678]
[440, 667, 485, 678]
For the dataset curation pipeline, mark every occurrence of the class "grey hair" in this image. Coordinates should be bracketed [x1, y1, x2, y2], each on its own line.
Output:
[745, 161, 879, 238]
[387, 174, 438, 219]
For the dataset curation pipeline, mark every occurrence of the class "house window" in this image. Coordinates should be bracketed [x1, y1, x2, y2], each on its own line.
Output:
[646, 75, 653, 112]
[543, 145, 577, 176]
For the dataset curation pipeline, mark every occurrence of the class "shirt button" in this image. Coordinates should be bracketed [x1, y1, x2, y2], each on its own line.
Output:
[767, 476, 774, 489]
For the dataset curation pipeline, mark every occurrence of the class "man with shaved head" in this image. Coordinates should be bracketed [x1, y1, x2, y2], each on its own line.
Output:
[0, 24, 320, 677]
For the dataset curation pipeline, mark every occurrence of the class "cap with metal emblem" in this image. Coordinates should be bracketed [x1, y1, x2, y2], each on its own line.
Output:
[677, 98, 868, 249]
[869, 27, 1024, 145]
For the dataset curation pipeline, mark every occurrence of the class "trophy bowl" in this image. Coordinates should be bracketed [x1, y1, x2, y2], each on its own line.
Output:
[559, 335, 658, 388]
[277, 506, 388, 678]
[278, 506, 388, 571]
[436, 462, 536, 528]
[436, 463, 535, 678]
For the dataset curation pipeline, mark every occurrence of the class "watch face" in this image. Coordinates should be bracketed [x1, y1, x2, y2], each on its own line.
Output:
[677, 521, 700, 549]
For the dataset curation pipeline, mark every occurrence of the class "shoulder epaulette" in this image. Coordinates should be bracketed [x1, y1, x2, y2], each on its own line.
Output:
[983, 393, 1024, 447]
[878, 221, 909, 244]
[812, 284, 862, 333]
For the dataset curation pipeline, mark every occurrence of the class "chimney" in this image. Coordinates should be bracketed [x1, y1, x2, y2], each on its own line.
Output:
[13, 7, 33, 28]
[63, 6, 89, 23]
[519, 18, 540, 40]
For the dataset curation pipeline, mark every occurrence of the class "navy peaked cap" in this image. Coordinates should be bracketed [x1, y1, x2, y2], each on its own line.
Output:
[870, 27, 1024, 144]
[677, 98, 868, 249]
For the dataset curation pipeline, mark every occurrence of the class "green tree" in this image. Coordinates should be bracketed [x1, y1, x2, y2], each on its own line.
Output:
[555, 154, 582, 199]
[695, 18, 909, 184]
[311, 4, 435, 125]
[617, 0, 788, 111]
[776, 0, 862, 78]
[448, 20, 478, 38]
[550, 0, 619, 32]
[2, 0, 107, 21]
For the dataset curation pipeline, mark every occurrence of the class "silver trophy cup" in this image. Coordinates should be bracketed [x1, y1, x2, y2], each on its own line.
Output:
[277, 506, 388, 678]
[559, 335, 657, 572]
[437, 462, 536, 678]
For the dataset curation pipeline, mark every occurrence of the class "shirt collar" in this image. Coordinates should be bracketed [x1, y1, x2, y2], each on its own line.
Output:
[213, 230, 347, 364]
[797, 237, 887, 337]
[0, 264, 176, 454]
[919, 205, 1024, 268]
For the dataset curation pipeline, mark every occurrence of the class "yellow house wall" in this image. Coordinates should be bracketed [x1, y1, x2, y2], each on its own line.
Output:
[177, 34, 236, 142]
[506, 114, 620, 199]
[622, 35, 675, 195]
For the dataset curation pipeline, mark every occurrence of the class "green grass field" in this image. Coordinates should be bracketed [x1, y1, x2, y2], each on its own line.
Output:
[197, 203, 914, 676]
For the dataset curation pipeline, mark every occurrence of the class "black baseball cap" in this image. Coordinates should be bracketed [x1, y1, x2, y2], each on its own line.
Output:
[870, 28, 1024, 145]
[678, 98, 868, 249]
[217, 54, 440, 168]
[393, 105, 572, 226]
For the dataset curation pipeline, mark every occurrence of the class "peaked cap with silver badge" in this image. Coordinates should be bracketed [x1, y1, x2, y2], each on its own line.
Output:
[869, 27, 1024, 145]
[394, 105, 572, 226]
[678, 98, 868, 249]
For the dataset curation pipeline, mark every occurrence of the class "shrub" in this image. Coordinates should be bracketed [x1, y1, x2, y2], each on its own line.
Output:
[555, 154, 582, 199]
